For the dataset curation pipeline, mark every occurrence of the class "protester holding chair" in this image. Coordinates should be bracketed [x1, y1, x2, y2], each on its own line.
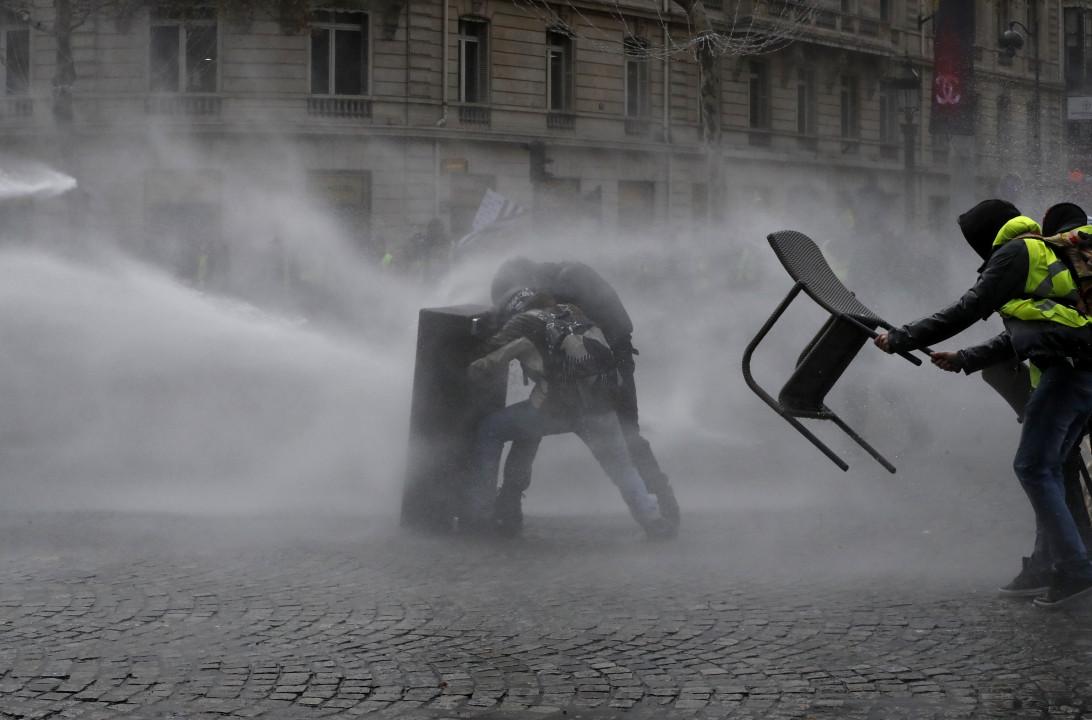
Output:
[876, 199, 1092, 609]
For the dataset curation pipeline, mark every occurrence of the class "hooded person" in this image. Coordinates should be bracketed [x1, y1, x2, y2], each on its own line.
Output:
[875, 199, 1092, 609]
[486, 257, 679, 537]
[977, 202, 1092, 589]
[1041, 202, 1090, 237]
[464, 287, 674, 539]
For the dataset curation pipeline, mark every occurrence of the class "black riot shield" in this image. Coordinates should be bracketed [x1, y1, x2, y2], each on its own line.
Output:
[401, 305, 508, 531]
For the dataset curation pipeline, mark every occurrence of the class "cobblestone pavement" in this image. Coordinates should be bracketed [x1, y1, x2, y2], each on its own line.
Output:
[0, 508, 1090, 720]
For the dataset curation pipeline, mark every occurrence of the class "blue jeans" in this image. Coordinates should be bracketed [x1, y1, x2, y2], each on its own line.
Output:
[467, 400, 660, 526]
[1015, 364, 1092, 579]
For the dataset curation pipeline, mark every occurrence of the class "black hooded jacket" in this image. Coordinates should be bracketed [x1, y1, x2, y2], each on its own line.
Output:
[491, 260, 634, 349]
[883, 240, 1028, 367]
[533, 262, 634, 349]
[885, 201, 1092, 371]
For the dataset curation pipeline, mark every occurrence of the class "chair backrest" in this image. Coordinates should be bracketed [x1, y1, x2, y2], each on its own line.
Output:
[767, 230, 883, 325]
[767, 231, 884, 416]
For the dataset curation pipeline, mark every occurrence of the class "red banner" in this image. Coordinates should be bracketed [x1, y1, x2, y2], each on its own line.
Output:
[930, 0, 976, 136]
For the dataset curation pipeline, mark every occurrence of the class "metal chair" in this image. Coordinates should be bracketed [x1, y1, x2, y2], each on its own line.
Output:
[742, 230, 927, 473]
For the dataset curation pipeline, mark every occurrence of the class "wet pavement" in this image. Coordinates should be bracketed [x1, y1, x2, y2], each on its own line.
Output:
[0, 506, 1089, 719]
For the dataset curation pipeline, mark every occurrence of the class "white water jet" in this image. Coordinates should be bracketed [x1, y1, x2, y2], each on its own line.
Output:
[0, 161, 77, 200]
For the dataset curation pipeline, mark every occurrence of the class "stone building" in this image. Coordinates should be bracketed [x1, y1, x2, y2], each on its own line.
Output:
[0, 0, 1067, 284]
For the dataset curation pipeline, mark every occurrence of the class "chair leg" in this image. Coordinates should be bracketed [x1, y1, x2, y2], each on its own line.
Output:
[827, 410, 897, 474]
[743, 284, 850, 472]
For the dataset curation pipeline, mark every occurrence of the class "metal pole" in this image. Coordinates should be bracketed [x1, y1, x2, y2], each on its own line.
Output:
[903, 110, 916, 225]
[1033, 24, 1041, 181]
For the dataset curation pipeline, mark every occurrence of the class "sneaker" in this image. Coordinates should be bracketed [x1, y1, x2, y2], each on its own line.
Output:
[492, 489, 523, 538]
[654, 486, 681, 528]
[641, 516, 678, 541]
[1033, 573, 1092, 609]
[998, 557, 1051, 598]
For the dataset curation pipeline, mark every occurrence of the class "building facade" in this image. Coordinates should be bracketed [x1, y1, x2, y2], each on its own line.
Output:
[0, 0, 1067, 284]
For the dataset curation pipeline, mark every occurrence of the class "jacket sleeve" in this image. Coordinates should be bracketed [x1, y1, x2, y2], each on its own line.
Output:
[550, 262, 634, 345]
[956, 332, 1017, 374]
[469, 337, 536, 381]
[886, 241, 1029, 353]
[473, 312, 545, 359]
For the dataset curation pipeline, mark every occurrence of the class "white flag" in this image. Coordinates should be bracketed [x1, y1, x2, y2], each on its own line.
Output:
[456, 189, 528, 249]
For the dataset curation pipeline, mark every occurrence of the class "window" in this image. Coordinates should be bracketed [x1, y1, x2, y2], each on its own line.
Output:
[796, 67, 816, 136]
[995, 0, 1010, 45]
[149, 7, 218, 93]
[692, 183, 708, 225]
[618, 180, 655, 234]
[310, 11, 368, 96]
[2, 24, 28, 96]
[841, 0, 856, 14]
[932, 132, 950, 162]
[308, 171, 373, 257]
[624, 37, 649, 118]
[1066, 7, 1085, 90]
[839, 74, 859, 139]
[546, 29, 573, 112]
[879, 0, 892, 24]
[748, 60, 770, 129]
[459, 17, 488, 103]
[879, 88, 898, 145]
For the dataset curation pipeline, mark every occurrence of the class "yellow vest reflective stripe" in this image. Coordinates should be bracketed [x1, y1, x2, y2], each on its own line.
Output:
[998, 237, 1092, 328]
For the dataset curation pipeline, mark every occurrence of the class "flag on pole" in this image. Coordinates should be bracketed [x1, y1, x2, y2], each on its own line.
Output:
[455, 189, 529, 249]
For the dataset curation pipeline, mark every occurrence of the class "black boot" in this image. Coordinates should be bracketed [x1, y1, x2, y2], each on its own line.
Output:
[654, 484, 681, 528]
[492, 487, 524, 537]
[998, 556, 1051, 597]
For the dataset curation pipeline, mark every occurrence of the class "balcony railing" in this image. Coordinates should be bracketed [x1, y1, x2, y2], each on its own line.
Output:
[547, 112, 575, 130]
[308, 96, 372, 118]
[815, 9, 836, 29]
[748, 128, 772, 147]
[624, 117, 650, 136]
[858, 17, 879, 35]
[145, 94, 222, 116]
[459, 104, 491, 126]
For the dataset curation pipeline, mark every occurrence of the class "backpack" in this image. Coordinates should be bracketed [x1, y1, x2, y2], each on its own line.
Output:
[1037, 230, 1092, 315]
[528, 304, 619, 413]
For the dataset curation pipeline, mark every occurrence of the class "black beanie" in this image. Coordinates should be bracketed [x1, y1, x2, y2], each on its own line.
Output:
[957, 199, 1020, 261]
[1042, 202, 1088, 236]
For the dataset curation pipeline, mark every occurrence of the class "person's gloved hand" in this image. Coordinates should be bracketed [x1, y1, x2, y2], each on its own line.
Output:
[873, 333, 892, 353]
[930, 350, 963, 373]
[468, 357, 495, 383]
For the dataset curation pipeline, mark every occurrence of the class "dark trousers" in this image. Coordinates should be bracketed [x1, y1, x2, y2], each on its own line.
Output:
[500, 345, 671, 499]
[982, 360, 1092, 554]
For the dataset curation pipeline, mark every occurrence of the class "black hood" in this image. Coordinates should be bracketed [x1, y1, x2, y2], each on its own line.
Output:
[1042, 202, 1088, 236]
[958, 199, 1020, 261]
[490, 257, 538, 307]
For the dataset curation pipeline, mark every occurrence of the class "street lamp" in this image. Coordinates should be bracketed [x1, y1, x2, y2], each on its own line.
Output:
[885, 57, 922, 223]
[1000, 20, 1040, 177]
